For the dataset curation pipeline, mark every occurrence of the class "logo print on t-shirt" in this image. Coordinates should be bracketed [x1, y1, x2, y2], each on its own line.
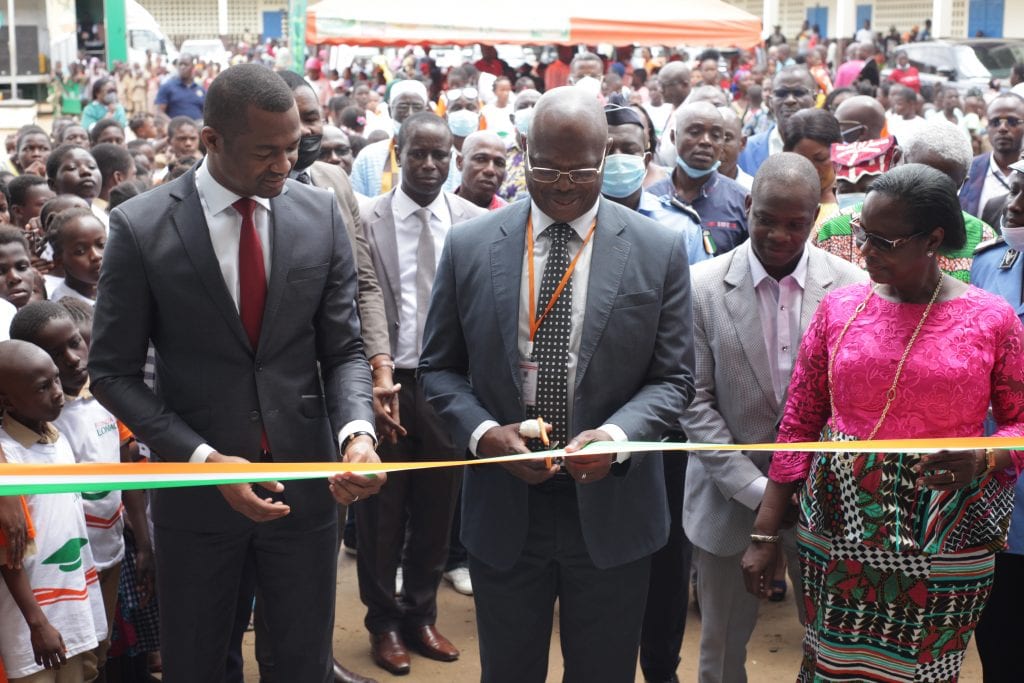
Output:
[42, 538, 89, 572]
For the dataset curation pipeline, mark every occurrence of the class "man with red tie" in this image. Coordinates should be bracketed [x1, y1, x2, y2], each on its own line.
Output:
[88, 64, 386, 682]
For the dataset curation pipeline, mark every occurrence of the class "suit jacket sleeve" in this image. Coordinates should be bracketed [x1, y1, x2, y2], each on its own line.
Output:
[602, 227, 696, 440]
[418, 230, 498, 450]
[89, 207, 207, 461]
[319, 195, 376, 437]
[680, 278, 768, 499]
[333, 172, 390, 359]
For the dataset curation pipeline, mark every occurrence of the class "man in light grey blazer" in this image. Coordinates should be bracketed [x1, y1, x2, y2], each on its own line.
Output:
[419, 88, 695, 683]
[88, 65, 385, 682]
[355, 112, 485, 676]
[681, 153, 866, 683]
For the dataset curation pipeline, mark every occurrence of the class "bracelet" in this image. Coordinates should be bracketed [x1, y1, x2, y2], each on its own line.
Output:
[750, 533, 780, 544]
[341, 430, 376, 453]
[370, 358, 395, 373]
[981, 448, 999, 478]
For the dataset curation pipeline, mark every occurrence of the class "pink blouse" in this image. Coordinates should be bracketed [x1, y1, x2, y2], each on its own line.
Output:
[770, 283, 1024, 482]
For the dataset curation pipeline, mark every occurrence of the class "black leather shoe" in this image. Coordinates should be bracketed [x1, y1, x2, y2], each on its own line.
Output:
[333, 658, 378, 683]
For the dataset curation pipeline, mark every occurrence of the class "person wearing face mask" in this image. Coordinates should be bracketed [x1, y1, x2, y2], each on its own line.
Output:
[498, 89, 540, 203]
[970, 158, 1024, 683]
[221, 69, 392, 683]
[81, 78, 128, 133]
[817, 119, 995, 282]
[599, 103, 705, 683]
[444, 86, 484, 153]
[648, 102, 750, 257]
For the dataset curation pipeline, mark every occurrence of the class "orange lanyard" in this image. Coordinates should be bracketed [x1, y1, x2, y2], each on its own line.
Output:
[526, 215, 597, 349]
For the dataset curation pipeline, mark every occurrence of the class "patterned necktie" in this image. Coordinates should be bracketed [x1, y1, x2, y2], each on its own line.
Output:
[232, 197, 266, 350]
[294, 170, 312, 185]
[414, 207, 435, 355]
[527, 222, 574, 450]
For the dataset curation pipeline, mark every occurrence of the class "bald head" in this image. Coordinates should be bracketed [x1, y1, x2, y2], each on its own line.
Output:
[686, 85, 729, 107]
[461, 130, 505, 157]
[835, 95, 887, 140]
[529, 87, 608, 151]
[658, 62, 693, 107]
[675, 101, 724, 134]
[752, 152, 820, 210]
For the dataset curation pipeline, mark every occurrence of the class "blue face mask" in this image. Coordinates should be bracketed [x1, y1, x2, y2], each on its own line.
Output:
[601, 153, 647, 198]
[514, 107, 533, 136]
[448, 109, 480, 137]
[677, 156, 721, 178]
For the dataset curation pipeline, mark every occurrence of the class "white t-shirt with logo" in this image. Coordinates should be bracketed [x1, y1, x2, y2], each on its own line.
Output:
[54, 396, 125, 569]
[0, 427, 106, 678]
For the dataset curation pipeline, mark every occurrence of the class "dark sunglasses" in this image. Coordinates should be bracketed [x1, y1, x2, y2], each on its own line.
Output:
[851, 217, 927, 252]
[988, 116, 1023, 129]
[772, 87, 811, 100]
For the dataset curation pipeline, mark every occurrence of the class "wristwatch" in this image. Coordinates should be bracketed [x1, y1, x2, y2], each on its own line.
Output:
[341, 430, 376, 454]
[750, 533, 781, 544]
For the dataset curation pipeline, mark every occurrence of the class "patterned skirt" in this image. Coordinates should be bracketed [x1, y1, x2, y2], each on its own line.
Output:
[795, 429, 1014, 682]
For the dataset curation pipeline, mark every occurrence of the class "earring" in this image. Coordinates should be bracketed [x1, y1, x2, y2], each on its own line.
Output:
[927, 251, 935, 257]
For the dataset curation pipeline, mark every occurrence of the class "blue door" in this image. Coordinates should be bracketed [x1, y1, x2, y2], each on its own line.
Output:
[968, 0, 1004, 38]
[856, 4, 872, 35]
[262, 11, 284, 41]
[806, 6, 828, 39]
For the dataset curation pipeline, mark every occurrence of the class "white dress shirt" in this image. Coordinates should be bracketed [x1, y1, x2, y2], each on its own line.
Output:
[468, 200, 628, 458]
[732, 246, 809, 510]
[189, 161, 374, 462]
[391, 187, 452, 369]
[0, 298, 14, 341]
[978, 153, 1011, 221]
[768, 126, 784, 158]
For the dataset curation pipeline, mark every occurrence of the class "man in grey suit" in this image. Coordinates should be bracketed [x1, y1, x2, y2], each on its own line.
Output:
[356, 112, 485, 676]
[88, 64, 385, 682]
[681, 153, 866, 683]
[419, 88, 695, 683]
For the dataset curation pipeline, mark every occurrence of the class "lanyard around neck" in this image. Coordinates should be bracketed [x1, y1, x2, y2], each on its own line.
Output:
[525, 214, 597, 347]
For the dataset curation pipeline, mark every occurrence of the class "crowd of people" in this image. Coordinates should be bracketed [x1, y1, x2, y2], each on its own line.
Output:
[1, 22, 1024, 683]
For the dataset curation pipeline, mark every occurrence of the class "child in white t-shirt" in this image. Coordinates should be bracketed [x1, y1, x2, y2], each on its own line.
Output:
[10, 300, 151, 681]
[0, 339, 106, 681]
[46, 208, 104, 307]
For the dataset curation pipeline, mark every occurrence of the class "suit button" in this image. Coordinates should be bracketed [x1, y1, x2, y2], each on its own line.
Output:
[249, 410, 261, 422]
[255, 362, 263, 372]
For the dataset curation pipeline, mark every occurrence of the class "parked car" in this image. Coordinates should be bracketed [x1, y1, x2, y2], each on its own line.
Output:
[179, 39, 231, 68]
[882, 41, 992, 95]
[959, 38, 1024, 82]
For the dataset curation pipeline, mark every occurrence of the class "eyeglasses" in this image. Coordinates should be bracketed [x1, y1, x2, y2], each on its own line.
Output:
[988, 116, 1023, 129]
[772, 87, 811, 100]
[446, 87, 479, 102]
[526, 154, 605, 184]
[839, 123, 866, 143]
[851, 217, 926, 252]
[321, 145, 352, 157]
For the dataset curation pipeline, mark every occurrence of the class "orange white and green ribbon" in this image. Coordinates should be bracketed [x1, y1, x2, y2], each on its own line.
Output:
[1, 436, 1022, 496]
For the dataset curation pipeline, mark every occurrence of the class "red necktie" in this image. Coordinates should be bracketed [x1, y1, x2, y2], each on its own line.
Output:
[232, 198, 266, 350]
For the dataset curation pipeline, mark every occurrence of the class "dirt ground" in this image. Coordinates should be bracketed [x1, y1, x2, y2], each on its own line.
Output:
[239, 551, 983, 682]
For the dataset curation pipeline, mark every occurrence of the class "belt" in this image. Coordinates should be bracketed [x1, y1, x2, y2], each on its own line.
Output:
[531, 471, 575, 494]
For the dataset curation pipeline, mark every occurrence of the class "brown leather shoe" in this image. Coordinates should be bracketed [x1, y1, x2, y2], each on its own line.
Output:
[403, 624, 459, 662]
[334, 657, 378, 683]
[370, 631, 411, 675]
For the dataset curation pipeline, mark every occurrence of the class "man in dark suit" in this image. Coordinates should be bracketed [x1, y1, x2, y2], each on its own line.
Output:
[959, 93, 1024, 218]
[89, 64, 386, 682]
[737, 66, 817, 177]
[357, 112, 484, 676]
[419, 87, 696, 683]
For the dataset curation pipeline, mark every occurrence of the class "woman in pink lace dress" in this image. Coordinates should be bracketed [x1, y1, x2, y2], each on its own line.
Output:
[741, 164, 1024, 682]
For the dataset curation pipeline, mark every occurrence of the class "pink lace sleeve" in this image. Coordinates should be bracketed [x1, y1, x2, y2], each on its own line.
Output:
[989, 306, 1024, 480]
[769, 299, 834, 482]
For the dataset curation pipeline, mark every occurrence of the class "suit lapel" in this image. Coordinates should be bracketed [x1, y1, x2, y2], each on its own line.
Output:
[801, 247, 834, 333]
[723, 244, 778, 409]
[259, 187, 298, 350]
[170, 174, 251, 352]
[575, 200, 629, 390]
[368, 191, 402, 314]
[491, 202, 528, 394]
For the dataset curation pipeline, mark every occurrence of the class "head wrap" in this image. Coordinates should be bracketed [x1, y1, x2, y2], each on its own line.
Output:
[388, 79, 429, 105]
[831, 136, 898, 184]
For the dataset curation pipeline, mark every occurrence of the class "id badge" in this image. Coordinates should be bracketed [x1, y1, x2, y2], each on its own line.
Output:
[519, 360, 539, 407]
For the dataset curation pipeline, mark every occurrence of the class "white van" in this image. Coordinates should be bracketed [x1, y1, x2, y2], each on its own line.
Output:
[126, 0, 178, 67]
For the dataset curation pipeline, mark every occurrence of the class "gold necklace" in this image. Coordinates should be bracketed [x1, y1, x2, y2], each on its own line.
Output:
[827, 276, 944, 440]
